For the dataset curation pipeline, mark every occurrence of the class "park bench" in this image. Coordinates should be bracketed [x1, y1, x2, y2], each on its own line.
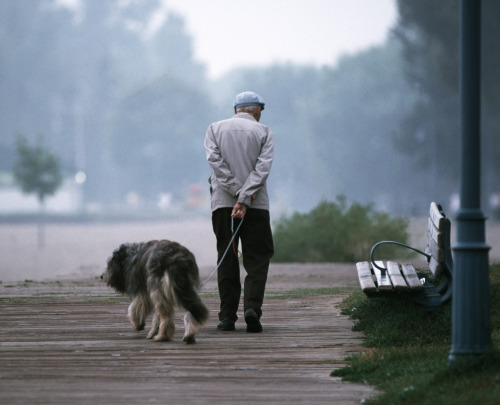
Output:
[356, 202, 453, 309]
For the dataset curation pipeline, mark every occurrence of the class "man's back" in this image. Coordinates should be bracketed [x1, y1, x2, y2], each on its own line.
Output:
[208, 113, 271, 183]
[205, 111, 273, 211]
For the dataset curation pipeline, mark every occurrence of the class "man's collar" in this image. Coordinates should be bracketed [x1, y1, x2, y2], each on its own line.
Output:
[234, 112, 256, 121]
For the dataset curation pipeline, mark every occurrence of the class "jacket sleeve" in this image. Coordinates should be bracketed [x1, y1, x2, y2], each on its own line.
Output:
[238, 130, 274, 206]
[204, 125, 243, 197]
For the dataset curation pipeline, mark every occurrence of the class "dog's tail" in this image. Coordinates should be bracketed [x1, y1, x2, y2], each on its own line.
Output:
[178, 289, 210, 326]
[152, 242, 209, 325]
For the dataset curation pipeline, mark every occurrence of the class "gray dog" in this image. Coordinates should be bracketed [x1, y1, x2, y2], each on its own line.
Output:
[102, 240, 209, 344]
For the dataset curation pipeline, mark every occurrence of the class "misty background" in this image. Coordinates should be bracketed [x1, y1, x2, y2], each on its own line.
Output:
[1, 0, 499, 220]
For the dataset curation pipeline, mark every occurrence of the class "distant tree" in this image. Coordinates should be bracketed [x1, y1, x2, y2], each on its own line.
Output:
[0, 0, 73, 171]
[109, 76, 214, 202]
[309, 39, 422, 212]
[216, 41, 422, 214]
[13, 134, 63, 247]
[0, 0, 207, 205]
[394, 0, 500, 209]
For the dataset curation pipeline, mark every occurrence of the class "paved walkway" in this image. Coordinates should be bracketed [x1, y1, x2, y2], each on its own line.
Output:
[0, 264, 377, 404]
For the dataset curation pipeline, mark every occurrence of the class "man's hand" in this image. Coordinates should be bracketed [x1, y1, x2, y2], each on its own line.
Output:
[232, 203, 247, 219]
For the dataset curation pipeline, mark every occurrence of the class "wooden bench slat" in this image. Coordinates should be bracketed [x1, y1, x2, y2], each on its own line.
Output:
[356, 261, 377, 293]
[425, 246, 444, 277]
[373, 261, 392, 290]
[428, 256, 443, 277]
[386, 261, 409, 291]
[428, 217, 444, 246]
[401, 263, 424, 291]
[429, 202, 445, 231]
[427, 232, 444, 262]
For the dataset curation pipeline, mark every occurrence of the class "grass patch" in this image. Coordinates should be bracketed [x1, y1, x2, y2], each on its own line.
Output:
[266, 287, 355, 299]
[338, 291, 452, 347]
[332, 263, 500, 404]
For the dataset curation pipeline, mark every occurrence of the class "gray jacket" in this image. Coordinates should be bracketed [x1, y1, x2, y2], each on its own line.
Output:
[204, 113, 274, 212]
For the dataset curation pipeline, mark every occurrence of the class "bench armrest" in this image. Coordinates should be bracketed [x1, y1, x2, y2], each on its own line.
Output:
[370, 241, 431, 273]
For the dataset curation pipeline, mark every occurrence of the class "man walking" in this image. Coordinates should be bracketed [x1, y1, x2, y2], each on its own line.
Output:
[204, 91, 274, 333]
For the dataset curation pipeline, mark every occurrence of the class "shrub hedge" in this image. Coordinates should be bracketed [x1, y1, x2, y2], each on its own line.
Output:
[272, 196, 410, 262]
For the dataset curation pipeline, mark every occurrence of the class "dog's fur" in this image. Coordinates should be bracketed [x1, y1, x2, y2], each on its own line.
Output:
[102, 240, 209, 344]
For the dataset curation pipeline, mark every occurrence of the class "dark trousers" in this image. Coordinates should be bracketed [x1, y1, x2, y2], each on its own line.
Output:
[212, 208, 274, 322]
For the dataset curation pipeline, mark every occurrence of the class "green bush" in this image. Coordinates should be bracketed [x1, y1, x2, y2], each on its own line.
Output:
[272, 196, 410, 262]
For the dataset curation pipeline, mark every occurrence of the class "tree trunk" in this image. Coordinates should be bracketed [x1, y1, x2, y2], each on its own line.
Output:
[38, 199, 46, 249]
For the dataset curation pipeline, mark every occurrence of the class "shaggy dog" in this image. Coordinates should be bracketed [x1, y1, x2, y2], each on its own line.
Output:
[102, 240, 209, 344]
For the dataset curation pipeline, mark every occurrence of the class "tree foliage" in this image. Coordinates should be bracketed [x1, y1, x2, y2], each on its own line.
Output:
[0, 0, 207, 204]
[394, 0, 500, 202]
[3, 2, 497, 216]
[13, 134, 63, 203]
[215, 40, 422, 213]
[272, 196, 410, 263]
[110, 76, 214, 200]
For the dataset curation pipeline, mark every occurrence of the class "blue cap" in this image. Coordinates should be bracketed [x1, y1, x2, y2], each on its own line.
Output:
[233, 91, 265, 110]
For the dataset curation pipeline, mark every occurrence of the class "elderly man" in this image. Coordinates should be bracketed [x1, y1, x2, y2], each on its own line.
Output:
[204, 91, 274, 333]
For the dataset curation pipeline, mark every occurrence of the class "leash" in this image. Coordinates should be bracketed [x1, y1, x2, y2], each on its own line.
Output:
[200, 217, 244, 288]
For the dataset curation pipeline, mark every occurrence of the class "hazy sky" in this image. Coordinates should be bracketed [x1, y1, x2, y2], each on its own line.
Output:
[161, 0, 397, 78]
[57, 0, 397, 79]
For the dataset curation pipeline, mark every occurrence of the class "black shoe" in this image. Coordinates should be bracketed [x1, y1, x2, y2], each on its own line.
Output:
[244, 309, 262, 333]
[217, 318, 235, 331]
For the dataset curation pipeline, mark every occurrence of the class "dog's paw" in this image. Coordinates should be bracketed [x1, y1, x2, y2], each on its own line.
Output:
[182, 334, 196, 345]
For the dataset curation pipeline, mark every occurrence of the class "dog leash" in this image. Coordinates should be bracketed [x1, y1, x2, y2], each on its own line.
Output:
[200, 217, 243, 288]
